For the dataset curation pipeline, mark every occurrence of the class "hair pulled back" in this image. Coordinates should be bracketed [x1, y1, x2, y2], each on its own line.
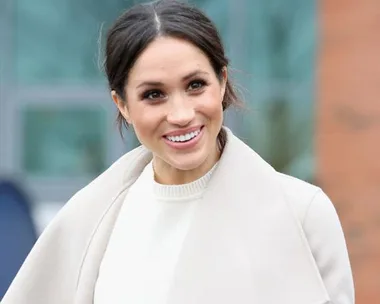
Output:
[105, 0, 242, 147]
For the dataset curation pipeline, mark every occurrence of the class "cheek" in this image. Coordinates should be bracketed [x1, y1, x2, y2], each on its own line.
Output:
[128, 104, 163, 139]
[197, 88, 224, 118]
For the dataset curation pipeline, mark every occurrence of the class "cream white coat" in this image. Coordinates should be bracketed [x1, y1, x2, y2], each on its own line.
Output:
[2, 128, 354, 304]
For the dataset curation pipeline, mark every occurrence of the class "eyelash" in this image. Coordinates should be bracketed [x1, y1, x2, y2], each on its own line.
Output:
[188, 79, 207, 91]
[141, 79, 208, 101]
[142, 90, 164, 100]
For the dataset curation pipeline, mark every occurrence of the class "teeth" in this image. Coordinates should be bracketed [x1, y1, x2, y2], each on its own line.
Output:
[166, 130, 200, 142]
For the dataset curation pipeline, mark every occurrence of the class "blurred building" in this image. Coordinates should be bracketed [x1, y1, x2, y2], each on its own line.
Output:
[317, 0, 380, 302]
[0, 0, 378, 302]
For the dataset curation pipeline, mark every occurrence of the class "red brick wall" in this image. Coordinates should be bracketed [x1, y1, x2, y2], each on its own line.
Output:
[317, 1, 380, 302]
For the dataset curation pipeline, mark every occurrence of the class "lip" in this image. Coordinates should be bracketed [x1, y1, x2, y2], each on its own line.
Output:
[163, 126, 204, 150]
[163, 125, 203, 137]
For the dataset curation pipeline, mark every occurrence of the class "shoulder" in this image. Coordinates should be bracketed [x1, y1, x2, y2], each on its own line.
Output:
[42, 145, 152, 236]
[275, 172, 336, 227]
[224, 129, 337, 226]
[12, 145, 152, 280]
[225, 128, 336, 227]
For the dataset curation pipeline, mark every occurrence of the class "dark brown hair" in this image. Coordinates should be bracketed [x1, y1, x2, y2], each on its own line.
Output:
[104, 0, 242, 148]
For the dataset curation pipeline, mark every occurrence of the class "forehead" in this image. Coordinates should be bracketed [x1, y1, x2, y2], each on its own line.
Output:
[128, 37, 213, 82]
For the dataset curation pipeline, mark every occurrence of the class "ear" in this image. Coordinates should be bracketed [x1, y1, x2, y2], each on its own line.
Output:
[111, 90, 131, 124]
[220, 67, 228, 101]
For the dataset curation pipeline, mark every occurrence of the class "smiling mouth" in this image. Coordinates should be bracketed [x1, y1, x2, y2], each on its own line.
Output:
[165, 128, 202, 143]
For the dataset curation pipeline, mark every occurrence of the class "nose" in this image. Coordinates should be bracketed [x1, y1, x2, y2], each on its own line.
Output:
[166, 95, 195, 127]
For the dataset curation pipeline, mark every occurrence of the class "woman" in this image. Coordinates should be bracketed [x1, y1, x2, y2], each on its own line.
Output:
[3, 1, 354, 303]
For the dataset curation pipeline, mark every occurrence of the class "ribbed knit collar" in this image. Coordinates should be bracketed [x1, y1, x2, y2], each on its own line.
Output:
[143, 161, 219, 200]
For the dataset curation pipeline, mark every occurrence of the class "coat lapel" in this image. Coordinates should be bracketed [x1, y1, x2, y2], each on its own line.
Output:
[166, 129, 331, 304]
[74, 147, 153, 304]
[74, 191, 126, 304]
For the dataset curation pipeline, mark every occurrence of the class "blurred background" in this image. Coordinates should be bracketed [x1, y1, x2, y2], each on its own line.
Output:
[0, 0, 378, 302]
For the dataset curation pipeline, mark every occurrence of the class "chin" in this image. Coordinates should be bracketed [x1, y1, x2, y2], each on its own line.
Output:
[169, 157, 206, 172]
[166, 149, 210, 172]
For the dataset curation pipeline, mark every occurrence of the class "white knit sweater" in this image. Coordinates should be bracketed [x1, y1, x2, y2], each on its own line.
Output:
[94, 161, 218, 304]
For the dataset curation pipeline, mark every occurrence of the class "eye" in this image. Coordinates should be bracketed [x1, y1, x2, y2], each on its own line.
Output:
[188, 79, 206, 91]
[142, 89, 165, 100]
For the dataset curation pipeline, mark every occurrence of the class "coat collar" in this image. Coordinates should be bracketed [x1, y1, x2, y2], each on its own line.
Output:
[75, 127, 330, 304]
[164, 128, 330, 303]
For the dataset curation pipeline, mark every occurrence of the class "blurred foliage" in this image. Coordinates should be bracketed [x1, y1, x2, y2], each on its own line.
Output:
[238, 0, 315, 181]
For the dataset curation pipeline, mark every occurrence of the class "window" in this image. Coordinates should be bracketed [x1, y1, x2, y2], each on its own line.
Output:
[22, 106, 107, 177]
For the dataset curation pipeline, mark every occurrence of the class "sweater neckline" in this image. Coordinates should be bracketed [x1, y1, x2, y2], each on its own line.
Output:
[142, 161, 219, 200]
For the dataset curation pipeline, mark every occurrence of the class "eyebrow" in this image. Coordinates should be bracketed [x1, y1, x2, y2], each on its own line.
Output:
[136, 70, 210, 89]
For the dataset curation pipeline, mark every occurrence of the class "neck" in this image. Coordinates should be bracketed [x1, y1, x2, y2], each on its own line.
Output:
[153, 145, 220, 185]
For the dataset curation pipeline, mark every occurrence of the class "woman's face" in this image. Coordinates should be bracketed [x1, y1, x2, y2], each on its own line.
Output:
[113, 36, 227, 180]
